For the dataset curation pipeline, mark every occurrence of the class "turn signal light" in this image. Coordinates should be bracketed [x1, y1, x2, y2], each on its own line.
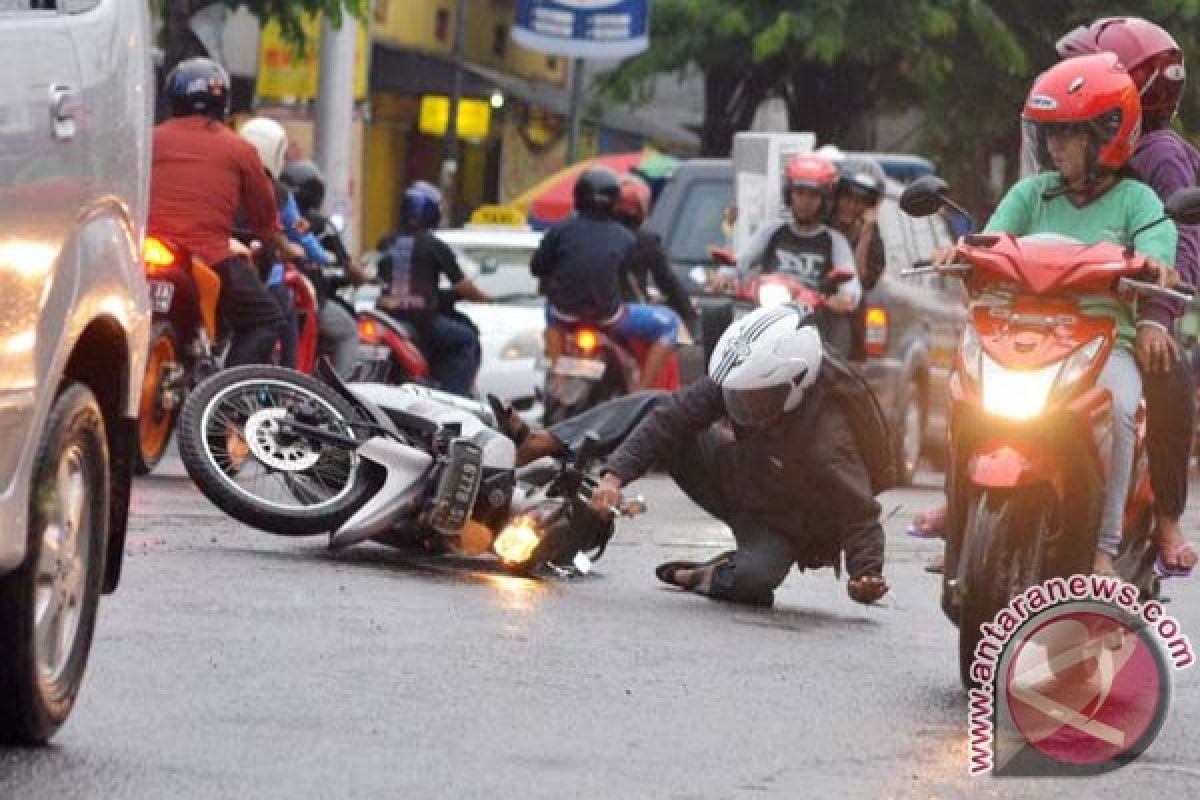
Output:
[865, 306, 888, 357]
[358, 318, 381, 343]
[143, 237, 176, 272]
[575, 329, 598, 352]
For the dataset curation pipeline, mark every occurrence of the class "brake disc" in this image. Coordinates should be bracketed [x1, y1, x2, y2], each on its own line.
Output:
[244, 408, 321, 472]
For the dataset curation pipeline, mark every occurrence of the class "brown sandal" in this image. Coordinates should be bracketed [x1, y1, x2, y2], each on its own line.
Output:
[847, 574, 889, 604]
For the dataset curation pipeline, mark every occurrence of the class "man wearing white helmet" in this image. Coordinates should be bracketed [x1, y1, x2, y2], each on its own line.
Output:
[583, 304, 892, 606]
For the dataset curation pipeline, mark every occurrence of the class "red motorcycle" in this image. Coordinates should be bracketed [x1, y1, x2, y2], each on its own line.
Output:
[279, 262, 321, 374]
[900, 176, 1200, 687]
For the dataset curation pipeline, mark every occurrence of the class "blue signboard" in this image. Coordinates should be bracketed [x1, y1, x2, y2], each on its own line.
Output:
[512, 0, 649, 59]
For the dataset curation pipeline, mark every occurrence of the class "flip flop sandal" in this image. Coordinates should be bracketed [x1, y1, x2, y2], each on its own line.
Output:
[654, 561, 710, 590]
[487, 394, 530, 446]
[1154, 543, 1197, 579]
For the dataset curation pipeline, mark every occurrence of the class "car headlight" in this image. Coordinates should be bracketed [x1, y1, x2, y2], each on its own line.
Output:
[757, 283, 793, 308]
[500, 329, 542, 361]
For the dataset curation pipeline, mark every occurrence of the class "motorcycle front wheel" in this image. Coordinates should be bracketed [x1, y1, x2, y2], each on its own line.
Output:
[177, 365, 380, 536]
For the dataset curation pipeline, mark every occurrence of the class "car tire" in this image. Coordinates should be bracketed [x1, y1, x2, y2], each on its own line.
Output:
[895, 377, 926, 487]
[0, 383, 109, 744]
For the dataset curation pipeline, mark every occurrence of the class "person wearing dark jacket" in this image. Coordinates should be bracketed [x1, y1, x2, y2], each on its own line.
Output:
[507, 305, 891, 607]
[376, 182, 490, 396]
[614, 176, 697, 328]
[282, 159, 367, 378]
[532, 167, 681, 389]
[830, 162, 887, 363]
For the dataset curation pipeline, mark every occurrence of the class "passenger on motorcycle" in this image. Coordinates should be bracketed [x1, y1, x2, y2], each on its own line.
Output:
[148, 58, 283, 366]
[830, 160, 887, 362]
[531, 167, 681, 390]
[578, 305, 891, 607]
[932, 53, 1179, 576]
[729, 153, 862, 357]
[376, 182, 490, 396]
[282, 159, 368, 379]
[613, 175, 697, 331]
[1057, 17, 1198, 575]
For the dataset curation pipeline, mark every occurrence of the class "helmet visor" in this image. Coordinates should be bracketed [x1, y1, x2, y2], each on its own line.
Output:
[722, 383, 791, 428]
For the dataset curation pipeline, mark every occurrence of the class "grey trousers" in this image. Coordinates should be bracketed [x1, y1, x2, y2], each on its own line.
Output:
[1096, 348, 1141, 556]
[319, 301, 359, 379]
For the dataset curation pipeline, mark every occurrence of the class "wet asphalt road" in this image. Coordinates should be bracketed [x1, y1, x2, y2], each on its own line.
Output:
[1, 454, 1199, 799]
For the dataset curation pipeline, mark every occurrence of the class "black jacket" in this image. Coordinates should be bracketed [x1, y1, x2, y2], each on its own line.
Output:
[605, 362, 889, 577]
[531, 212, 635, 319]
[621, 230, 696, 324]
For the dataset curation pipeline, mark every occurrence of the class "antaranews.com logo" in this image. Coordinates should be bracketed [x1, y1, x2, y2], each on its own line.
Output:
[966, 574, 1194, 777]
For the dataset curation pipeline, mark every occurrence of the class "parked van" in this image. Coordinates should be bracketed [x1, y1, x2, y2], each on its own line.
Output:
[0, 0, 153, 743]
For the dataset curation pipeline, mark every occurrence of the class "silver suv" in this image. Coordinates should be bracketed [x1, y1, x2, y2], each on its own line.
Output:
[0, 0, 152, 743]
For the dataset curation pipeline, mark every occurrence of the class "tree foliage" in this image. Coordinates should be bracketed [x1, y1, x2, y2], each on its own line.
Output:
[603, 0, 1200, 215]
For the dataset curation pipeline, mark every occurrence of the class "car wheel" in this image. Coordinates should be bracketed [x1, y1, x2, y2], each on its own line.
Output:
[0, 383, 109, 744]
[896, 377, 925, 487]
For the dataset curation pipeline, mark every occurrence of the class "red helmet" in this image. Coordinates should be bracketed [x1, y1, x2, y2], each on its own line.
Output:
[614, 175, 652, 224]
[782, 153, 837, 204]
[1022, 53, 1142, 174]
[1057, 17, 1185, 125]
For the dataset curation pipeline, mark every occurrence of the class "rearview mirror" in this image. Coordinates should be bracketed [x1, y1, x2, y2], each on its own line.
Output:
[1166, 188, 1200, 225]
[899, 175, 950, 218]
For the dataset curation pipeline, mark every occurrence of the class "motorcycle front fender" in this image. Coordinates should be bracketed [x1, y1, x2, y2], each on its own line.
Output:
[966, 438, 1064, 497]
[329, 438, 434, 549]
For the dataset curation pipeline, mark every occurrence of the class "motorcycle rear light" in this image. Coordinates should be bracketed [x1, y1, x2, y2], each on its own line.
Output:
[143, 237, 176, 272]
[575, 329, 599, 353]
[865, 306, 888, 357]
[358, 318, 381, 344]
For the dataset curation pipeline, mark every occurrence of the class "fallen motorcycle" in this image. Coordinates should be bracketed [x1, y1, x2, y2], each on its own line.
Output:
[175, 362, 641, 576]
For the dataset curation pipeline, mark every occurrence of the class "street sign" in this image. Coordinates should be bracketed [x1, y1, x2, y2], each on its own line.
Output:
[512, 0, 649, 59]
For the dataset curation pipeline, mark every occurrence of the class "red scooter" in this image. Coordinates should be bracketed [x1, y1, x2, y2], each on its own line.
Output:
[900, 176, 1200, 687]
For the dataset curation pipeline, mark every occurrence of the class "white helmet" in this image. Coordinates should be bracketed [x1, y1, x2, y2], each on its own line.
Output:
[240, 116, 288, 177]
[708, 305, 823, 427]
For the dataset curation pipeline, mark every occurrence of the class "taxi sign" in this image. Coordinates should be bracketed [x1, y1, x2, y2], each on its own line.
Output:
[469, 205, 528, 227]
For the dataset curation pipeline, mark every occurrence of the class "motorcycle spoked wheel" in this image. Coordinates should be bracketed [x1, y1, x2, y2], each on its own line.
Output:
[177, 365, 381, 536]
[956, 488, 1062, 691]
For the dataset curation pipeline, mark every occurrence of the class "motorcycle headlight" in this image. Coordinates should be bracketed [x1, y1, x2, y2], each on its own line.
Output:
[757, 283, 793, 308]
[500, 329, 542, 361]
[959, 326, 982, 384]
[1054, 335, 1105, 395]
[980, 355, 1060, 420]
[493, 516, 542, 564]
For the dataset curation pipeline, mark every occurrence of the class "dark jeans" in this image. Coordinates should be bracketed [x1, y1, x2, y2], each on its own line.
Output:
[215, 256, 284, 367]
[268, 283, 298, 369]
[1145, 353, 1195, 519]
[422, 313, 481, 397]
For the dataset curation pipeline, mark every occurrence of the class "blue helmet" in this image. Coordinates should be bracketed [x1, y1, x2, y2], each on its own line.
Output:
[401, 181, 442, 229]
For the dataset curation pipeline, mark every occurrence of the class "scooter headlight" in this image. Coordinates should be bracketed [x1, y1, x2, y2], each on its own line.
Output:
[1053, 336, 1106, 395]
[757, 283, 793, 309]
[980, 355, 1060, 420]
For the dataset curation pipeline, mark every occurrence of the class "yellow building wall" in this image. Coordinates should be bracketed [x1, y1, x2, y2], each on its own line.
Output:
[372, 0, 567, 86]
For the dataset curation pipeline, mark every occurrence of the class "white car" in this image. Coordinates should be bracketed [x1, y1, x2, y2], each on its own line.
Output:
[356, 227, 546, 414]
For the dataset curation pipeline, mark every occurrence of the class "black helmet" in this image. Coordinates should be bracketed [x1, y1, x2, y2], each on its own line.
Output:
[836, 163, 885, 206]
[281, 159, 326, 212]
[573, 166, 621, 215]
[164, 57, 231, 121]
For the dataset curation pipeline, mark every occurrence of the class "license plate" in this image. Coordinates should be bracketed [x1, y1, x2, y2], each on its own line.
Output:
[357, 344, 391, 361]
[428, 439, 483, 534]
[551, 356, 605, 380]
[149, 280, 174, 313]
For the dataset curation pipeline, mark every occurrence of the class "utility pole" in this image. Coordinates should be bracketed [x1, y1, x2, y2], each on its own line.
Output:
[566, 57, 584, 164]
[313, 13, 359, 253]
[442, 0, 468, 224]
